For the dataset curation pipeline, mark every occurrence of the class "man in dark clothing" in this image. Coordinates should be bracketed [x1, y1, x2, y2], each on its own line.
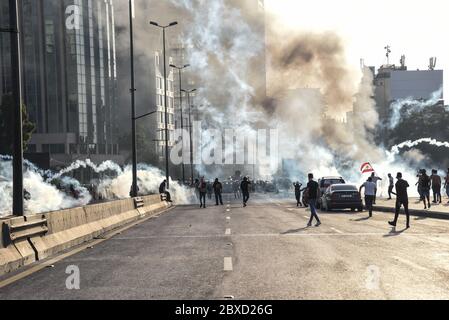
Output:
[159, 180, 172, 202]
[198, 177, 207, 208]
[431, 169, 442, 204]
[293, 182, 304, 207]
[213, 178, 224, 206]
[389, 172, 410, 229]
[419, 169, 431, 209]
[306, 173, 321, 227]
[387, 173, 394, 200]
[241, 177, 251, 207]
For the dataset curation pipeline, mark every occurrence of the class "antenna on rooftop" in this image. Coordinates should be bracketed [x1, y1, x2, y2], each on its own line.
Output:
[384, 45, 391, 65]
[429, 57, 437, 70]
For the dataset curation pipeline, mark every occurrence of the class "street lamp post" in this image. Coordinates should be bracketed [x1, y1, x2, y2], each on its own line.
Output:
[1, 0, 24, 216]
[169, 63, 190, 184]
[150, 21, 178, 189]
[181, 89, 197, 184]
[129, 0, 138, 198]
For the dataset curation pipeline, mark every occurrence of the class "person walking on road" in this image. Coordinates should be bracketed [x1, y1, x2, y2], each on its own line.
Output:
[360, 177, 377, 218]
[419, 169, 431, 209]
[213, 178, 224, 206]
[293, 182, 304, 207]
[241, 177, 252, 207]
[387, 173, 394, 200]
[198, 177, 207, 208]
[389, 172, 410, 229]
[371, 172, 382, 204]
[431, 169, 442, 204]
[445, 168, 449, 204]
[306, 173, 321, 227]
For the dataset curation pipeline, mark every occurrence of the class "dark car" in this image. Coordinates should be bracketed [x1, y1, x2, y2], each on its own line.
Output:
[317, 176, 346, 208]
[320, 184, 363, 212]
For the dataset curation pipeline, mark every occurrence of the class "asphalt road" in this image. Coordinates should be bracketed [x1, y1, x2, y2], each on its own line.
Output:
[1, 193, 449, 300]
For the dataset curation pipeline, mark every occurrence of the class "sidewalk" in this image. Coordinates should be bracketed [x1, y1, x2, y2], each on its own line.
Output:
[375, 197, 449, 220]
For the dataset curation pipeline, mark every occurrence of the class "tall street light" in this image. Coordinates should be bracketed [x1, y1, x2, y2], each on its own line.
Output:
[169, 63, 190, 184]
[1, 0, 24, 215]
[150, 21, 178, 189]
[181, 89, 196, 184]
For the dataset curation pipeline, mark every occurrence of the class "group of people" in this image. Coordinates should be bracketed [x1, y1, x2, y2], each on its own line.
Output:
[414, 168, 449, 209]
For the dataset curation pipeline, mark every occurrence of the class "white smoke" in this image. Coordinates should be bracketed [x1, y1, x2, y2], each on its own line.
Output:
[390, 138, 449, 155]
[388, 86, 443, 129]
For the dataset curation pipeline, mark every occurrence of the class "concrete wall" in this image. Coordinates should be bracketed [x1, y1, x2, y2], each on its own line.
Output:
[0, 196, 171, 276]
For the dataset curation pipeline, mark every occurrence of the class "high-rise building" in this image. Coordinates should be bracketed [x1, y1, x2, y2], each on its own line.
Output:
[1, 0, 122, 171]
[374, 63, 444, 123]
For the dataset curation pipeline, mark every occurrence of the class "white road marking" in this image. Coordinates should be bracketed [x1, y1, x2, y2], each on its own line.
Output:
[225, 228, 231, 235]
[226, 209, 231, 212]
[224, 257, 233, 271]
[393, 256, 428, 271]
[331, 227, 344, 234]
[226, 216, 231, 220]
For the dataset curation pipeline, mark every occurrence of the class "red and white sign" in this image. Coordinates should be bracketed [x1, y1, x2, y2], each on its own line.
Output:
[360, 162, 375, 174]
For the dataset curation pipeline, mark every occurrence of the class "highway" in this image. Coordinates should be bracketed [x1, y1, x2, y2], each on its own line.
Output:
[1, 193, 449, 300]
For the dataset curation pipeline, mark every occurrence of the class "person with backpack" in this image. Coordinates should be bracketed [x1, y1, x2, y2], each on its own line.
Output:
[198, 177, 207, 208]
[419, 169, 431, 210]
[213, 178, 224, 206]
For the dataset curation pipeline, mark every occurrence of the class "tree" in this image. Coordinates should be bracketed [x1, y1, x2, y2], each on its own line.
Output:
[0, 93, 36, 155]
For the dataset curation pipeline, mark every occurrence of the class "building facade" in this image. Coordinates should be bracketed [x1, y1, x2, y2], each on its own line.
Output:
[1, 0, 122, 171]
[374, 64, 444, 123]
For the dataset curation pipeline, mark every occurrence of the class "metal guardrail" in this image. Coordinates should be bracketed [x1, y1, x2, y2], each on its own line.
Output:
[2, 215, 48, 245]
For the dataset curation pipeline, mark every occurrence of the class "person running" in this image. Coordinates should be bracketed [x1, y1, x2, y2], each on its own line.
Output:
[306, 173, 321, 227]
[387, 173, 394, 200]
[241, 177, 251, 207]
[445, 168, 449, 204]
[213, 178, 224, 206]
[359, 177, 377, 218]
[419, 169, 431, 209]
[431, 169, 442, 204]
[159, 179, 173, 202]
[389, 172, 410, 229]
[293, 182, 304, 207]
[371, 173, 382, 204]
[198, 177, 207, 208]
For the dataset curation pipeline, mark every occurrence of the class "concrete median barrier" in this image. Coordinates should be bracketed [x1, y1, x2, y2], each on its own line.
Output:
[0, 195, 172, 276]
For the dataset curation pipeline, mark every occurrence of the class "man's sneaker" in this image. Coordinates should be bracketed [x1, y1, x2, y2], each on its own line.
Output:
[406, 225, 411, 229]
[315, 222, 322, 227]
[388, 221, 396, 227]
[307, 223, 312, 227]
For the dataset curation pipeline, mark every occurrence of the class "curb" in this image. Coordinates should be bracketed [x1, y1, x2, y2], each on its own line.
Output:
[375, 205, 449, 221]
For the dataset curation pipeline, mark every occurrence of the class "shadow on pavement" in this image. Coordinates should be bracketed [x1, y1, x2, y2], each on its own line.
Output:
[281, 227, 309, 235]
[383, 227, 408, 237]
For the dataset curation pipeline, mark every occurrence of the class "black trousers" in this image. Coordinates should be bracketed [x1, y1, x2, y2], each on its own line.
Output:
[295, 193, 302, 206]
[215, 192, 223, 205]
[365, 195, 374, 216]
[393, 199, 410, 226]
[200, 192, 207, 207]
[242, 191, 250, 204]
[388, 186, 394, 198]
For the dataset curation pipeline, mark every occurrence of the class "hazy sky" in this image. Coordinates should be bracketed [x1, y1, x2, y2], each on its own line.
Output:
[265, 0, 448, 100]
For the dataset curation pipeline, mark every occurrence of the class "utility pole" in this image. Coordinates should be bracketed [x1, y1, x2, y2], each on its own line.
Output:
[129, 0, 138, 198]
[182, 89, 196, 184]
[7, 0, 24, 216]
[150, 21, 178, 189]
[169, 63, 190, 184]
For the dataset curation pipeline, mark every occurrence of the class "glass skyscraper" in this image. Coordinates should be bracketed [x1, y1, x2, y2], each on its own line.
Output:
[1, 0, 121, 168]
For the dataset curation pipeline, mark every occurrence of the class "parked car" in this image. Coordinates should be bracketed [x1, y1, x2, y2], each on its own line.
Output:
[320, 184, 363, 212]
[317, 176, 346, 208]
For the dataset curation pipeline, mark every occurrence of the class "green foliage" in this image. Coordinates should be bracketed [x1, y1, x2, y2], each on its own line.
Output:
[0, 93, 36, 155]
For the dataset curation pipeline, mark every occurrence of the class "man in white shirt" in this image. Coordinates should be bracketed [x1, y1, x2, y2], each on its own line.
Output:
[360, 177, 377, 218]
[371, 173, 383, 204]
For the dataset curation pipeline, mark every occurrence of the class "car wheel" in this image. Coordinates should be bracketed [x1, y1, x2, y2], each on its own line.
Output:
[357, 207, 363, 212]
[351, 208, 356, 212]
